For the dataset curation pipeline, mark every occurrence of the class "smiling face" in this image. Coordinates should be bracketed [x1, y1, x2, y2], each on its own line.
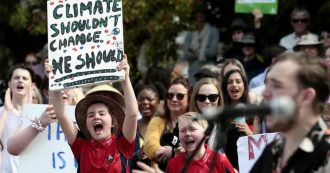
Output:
[9, 68, 33, 98]
[196, 84, 219, 111]
[227, 72, 245, 103]
[86, 103, 114, 141]
[178, 117, 205, 156]
[138, 88, 159, 118]
[167, 84, 189, 116]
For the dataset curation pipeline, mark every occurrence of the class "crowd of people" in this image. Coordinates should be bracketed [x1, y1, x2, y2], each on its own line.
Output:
[0, 5, 330, 173]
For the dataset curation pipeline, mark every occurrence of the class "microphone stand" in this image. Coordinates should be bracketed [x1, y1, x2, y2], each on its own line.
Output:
[207, 123, 226, 173]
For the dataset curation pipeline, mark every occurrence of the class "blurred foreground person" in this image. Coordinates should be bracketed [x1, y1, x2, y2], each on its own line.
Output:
[250, 52, 330, 173]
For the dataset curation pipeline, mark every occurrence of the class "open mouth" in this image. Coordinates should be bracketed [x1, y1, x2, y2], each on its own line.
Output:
[93, 122, 104, 133]
[141, 106, 151, 113]
[184, 139, 195, 147]
[17, 85, 24, 90]
[230, 88, 239, 95]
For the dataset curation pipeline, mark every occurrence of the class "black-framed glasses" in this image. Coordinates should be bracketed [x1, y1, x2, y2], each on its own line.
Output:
[167, 93, 187, 101]
[291, 18, 308, 24]
[196, 94, 219, 102]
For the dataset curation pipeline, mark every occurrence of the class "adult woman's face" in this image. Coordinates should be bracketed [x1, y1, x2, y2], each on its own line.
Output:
[196, 84, 219, 112]
[227, 72, 245, 102]
[167, 84, 189, 115]
[137, 88, 159, 118]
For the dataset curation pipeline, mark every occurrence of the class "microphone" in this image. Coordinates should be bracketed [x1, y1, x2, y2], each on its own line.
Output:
[161, 133, 179, 148]
[202, 96, 296, 122]
[233, 103, 246, 123]
[161, 123, 179, 148]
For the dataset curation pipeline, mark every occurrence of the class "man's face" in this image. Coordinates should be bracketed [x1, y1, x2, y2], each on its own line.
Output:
[262, 60, 302, 132]
[9, 68, 33, 98]
[291, 12, 309, 34]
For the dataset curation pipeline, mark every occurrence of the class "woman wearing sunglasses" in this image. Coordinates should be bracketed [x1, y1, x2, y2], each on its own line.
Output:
[143, 77, 190, 171]
[189, 78, 224, 150]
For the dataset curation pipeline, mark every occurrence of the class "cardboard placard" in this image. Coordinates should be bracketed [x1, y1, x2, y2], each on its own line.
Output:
[47, 0, 125, 90]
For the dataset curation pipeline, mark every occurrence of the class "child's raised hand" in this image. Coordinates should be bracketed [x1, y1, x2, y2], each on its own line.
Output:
[44, 59, 54, 77]
[117, 54, 130, 78]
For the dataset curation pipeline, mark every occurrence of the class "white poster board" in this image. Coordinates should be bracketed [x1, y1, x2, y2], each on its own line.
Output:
[47, 0, 125, 90]
[18, 104, 77, 173]
[237, 133, 280, 173]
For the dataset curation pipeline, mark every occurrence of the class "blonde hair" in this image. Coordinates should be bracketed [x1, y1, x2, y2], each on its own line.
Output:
[178, 112, 208, 130]
[189, 78, 223, 113]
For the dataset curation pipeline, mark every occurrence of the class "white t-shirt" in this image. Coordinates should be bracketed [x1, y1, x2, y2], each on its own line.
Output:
[0, 107, 29, 173]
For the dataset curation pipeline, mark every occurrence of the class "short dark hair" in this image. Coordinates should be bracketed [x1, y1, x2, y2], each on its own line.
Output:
[7, 63, 36, 83]
[276, 52, 330, 113]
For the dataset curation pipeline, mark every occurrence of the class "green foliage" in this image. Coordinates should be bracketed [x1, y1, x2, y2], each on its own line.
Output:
[123, 0, 194, 68]
[9, 0, 47, 34]
[3, 0, 195, 76]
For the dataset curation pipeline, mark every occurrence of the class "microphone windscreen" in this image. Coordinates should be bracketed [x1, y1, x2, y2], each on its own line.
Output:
[161, 133, 179, 148]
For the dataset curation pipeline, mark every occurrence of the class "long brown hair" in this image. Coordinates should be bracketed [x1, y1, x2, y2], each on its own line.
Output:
[221, 69, 249, 105]
[161, 77, 191, 122]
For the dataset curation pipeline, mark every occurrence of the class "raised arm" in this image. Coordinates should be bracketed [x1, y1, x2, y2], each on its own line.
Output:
[7, 105, 57, 155]
[117, 54, 138, 143]
[52, 91, 78, 144]
[0, 89, 13, 138]
[44, 59, 78, 145]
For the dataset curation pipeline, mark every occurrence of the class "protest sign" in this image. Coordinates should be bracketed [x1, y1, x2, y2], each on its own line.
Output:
[235, 0, 278, 15]
[47, 0, 125, 90]
[237, 133, 280, 173]
[18, 104, 77, 173]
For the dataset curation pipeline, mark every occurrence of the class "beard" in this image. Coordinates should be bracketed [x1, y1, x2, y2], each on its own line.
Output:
[266, 91, 301, 132]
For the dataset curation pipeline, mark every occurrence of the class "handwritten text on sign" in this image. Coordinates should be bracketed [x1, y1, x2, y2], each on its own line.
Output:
[237, 133, 280, 173]
[47, 0, 124, 90]
[19, 104, 77, 173]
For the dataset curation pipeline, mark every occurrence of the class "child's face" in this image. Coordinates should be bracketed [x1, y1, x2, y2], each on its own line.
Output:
[178, 118, 205, 155]
[86, 103, 114, 141]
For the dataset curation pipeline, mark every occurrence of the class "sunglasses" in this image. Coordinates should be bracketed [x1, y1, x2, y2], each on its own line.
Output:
[167, 93, 187, 100]
[291, 18, 308, 24]
[196, 94, 219, 102]
[26, 61, 38, 66]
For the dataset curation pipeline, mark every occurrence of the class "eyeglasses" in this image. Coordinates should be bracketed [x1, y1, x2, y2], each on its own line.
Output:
[196, 94, 219, 102]
[291, 18, 308, 24]
[167, 93, 187, 100]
